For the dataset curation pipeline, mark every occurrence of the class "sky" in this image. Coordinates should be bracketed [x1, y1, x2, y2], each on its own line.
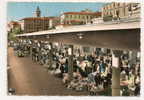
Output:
[7, 2, 106, 22]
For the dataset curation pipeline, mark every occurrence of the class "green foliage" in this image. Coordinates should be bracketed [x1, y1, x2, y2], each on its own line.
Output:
[103, 15, 113, 22]
[8, 27, 23, 41]
[12, 27, 22, 35]
[71, 21, 84, 25]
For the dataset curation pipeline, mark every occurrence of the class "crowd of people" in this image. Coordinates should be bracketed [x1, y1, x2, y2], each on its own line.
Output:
[10, 39, 140, 96]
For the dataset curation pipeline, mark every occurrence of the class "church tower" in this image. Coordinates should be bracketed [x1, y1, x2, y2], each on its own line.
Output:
[35, 6, 41, 17]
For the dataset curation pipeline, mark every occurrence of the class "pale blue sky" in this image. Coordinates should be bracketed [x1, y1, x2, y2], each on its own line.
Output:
[7, 2, 106, 22]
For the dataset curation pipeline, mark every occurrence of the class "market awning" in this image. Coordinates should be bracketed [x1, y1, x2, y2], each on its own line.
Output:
[16, 21, 140, 51]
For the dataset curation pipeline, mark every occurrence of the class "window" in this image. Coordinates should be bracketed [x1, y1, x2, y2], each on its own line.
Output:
[70, 15, 72, 19]
[113, 3, 115, 8]
[83, 15, 85, 19]
[90, 16, 93, 19]
[79, 15, 81, 19]
[87, 15, 89, 19]
[79, 15, 80, 19]
[75, 15, 77, 19]
[118, 3, 120, 7]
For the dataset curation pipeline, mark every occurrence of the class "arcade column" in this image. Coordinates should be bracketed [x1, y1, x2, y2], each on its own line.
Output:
[68, 45, 74, 81]
[112, 50, 123, 96]
[29, 40, 33, 57]
[49, 42, 53, 69]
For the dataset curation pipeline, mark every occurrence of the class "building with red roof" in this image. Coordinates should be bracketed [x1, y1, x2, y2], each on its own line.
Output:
[19, 6, 60, 33]
[7, 21, 21, 32]
[60, 9, 101, 25]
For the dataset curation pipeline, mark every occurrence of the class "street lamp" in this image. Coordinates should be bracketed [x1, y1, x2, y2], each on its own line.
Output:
[46, 35, 50, 39]
[77, 33, 83, 39]
[68, 47, 72, 55]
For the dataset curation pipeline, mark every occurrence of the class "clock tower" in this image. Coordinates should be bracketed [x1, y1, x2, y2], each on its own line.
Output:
[35, 6, 41, 17]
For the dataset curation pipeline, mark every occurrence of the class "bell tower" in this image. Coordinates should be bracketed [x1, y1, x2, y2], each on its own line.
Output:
[35, 6, 41, 17]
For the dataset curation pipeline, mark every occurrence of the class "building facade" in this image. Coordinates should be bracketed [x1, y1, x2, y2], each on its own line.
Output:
[102, 3, 140, 21]
[20, 6, 60, 33]
[91, 17, 103, 24]
[20, 17, 49, 33]
[60, 10, 101, 25]
[7, 21, 21, 32]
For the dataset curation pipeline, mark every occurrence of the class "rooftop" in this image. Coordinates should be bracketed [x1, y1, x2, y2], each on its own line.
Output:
[21, 17, 59, 21]
[63, 12, 101, 16]
[17, 21, 140, 37]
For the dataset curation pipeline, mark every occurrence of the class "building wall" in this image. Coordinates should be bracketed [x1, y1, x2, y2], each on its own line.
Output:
[60, 12, 101, 25]
[22, 17, 60, 33]
[102, 2, 140, 21]
[91, 17, 103, 24]
[18, 6, 61, 33]
[8, 21, 21, 32]
[23, 19, 50, 33]
[50, 18, 60, 29]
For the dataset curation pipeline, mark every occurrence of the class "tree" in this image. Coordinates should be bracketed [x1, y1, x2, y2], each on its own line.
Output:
[8, 27, 23, 41]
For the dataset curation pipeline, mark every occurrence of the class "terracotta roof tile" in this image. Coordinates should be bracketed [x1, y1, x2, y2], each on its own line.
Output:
[65, 20, 83, 22]
[63, 12, 101, 16]
[21, 17, 59, 20]
[22, 17, 50, 20]
[9, 21, 20, 25]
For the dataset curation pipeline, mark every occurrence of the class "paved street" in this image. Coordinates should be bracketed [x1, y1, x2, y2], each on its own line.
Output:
[7, 47, 89, 96]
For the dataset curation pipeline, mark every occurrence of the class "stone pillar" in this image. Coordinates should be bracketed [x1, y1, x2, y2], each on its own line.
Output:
[49, 42, 53, 69]
[112, 67, 120, 96]
[129, 51, 137, 65]
[30, 40, 33, 57]
[68, 45, 74, 80]
[112, 50, 123, 96]
[78, 45, 83, 61]
[30, 45, 32, 57]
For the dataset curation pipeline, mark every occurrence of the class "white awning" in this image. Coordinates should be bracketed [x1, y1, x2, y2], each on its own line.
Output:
[16, 21, 140, 37]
